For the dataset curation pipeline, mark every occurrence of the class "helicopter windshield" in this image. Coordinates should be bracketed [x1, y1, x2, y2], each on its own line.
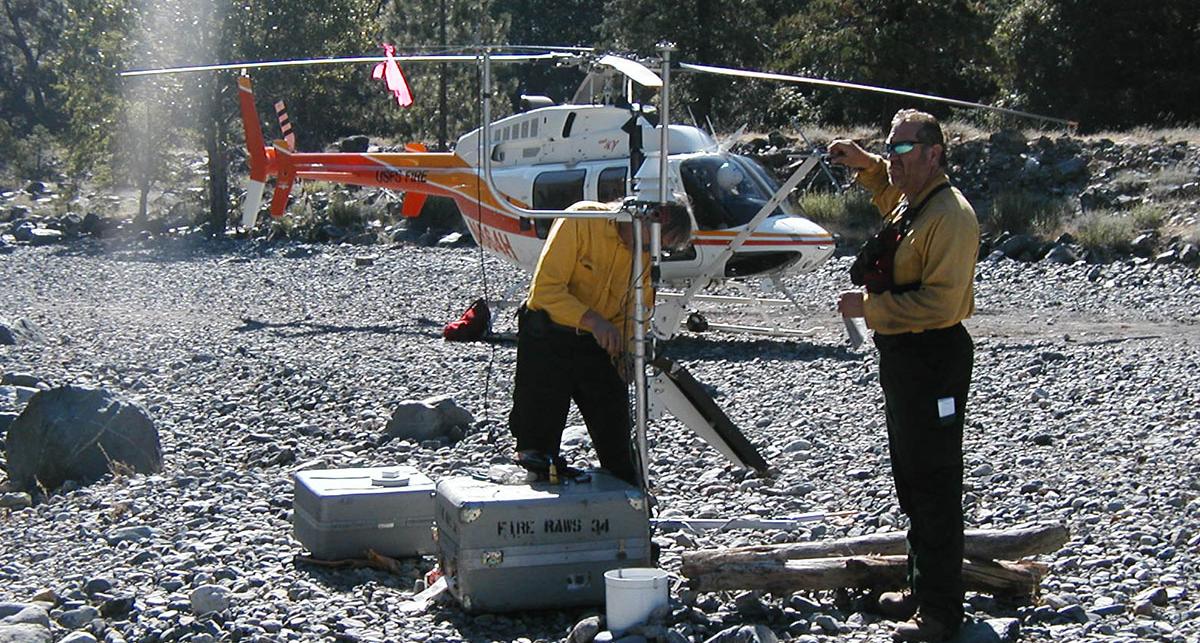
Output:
[679, 155, 792, 230]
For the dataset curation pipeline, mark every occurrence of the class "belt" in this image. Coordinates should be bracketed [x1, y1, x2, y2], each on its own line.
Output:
[548, 320, 590, 336]
[873, 322, 965, 348]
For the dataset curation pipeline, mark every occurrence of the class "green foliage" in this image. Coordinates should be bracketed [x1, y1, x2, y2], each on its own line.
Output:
[6, 125, 58, 180]
[769, 0, 999, 127]
[1071, 210, 1134, 252]
[1148, 164, 1197, 199]
[0, 119, 13, 175]
[983, 191, 1073, 236]
[55, 0, 140, 185]
[326, 193, 369, 229]
[224, 1, 383, 150]
[599, 0, 777, 128]
[0, 0, 67, 134]
[1129, 204, 1166, 232]
[992, 0, 1200, 130]
[268, 183, 392, 240]
[375, 0, 511, 148]
[797, 189, 879, 246]
[493, 0, 601, 104]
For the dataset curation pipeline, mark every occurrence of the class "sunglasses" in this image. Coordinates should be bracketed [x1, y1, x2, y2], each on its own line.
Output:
[885, 140, 923, 156]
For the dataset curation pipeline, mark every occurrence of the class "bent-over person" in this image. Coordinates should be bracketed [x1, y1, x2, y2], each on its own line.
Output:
[508, 200, 692, 487]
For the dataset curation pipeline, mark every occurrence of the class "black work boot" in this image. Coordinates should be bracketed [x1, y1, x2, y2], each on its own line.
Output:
[892, 610, 955, 642]
[877, 591, 919, 621]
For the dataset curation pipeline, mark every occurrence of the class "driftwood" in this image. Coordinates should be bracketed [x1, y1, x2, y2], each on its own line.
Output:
[681, 555, 1049, 596]
[682, 523, 1068, 569]
[293, 549, 407, 574]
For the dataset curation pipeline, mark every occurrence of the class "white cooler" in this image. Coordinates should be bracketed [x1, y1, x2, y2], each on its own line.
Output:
[293, 465, 436, 560]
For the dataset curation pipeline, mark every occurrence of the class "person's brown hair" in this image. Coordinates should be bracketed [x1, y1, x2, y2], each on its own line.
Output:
[891, 109, 947, 167]
[656, 198, 694, 249]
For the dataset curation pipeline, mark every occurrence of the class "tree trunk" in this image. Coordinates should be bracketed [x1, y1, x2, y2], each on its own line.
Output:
[202, 77, 229, 236]
[681, 555, 1049, 597]
[1, 0, 48, 120]
[681, 523, 1068, 568]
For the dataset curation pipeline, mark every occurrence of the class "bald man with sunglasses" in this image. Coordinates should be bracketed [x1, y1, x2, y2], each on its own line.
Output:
[828, 109, 979, 643]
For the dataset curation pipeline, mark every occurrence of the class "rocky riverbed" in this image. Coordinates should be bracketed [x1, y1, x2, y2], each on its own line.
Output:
[1, 235, 1199, 643]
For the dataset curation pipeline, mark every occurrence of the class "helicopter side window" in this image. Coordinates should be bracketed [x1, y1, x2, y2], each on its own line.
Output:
[679, 156, 783, 230]
[529, 169, 587, 239]
[597, 167, 627, 203]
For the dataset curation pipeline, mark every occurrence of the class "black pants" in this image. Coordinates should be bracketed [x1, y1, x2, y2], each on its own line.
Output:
[508, 310, 638, 486]
[875, 323, 973, 627]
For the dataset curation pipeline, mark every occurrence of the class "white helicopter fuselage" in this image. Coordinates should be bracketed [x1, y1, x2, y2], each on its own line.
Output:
[455, 104, 836, 285]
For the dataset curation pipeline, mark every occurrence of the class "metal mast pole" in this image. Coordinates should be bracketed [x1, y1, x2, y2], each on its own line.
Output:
[632, 204, 649, 489]
[657, 43, 674, 206]
[438, 0, 448, 151]
[633, 43, 674, 490]
[481, 50, 492, 184]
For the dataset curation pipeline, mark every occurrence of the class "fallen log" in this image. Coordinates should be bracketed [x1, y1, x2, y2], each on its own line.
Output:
[681, 555, 1048, 596]
[682, 523, 1068, 568]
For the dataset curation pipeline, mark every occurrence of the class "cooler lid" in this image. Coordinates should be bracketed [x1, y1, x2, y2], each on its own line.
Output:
[295, 466, 435, 496]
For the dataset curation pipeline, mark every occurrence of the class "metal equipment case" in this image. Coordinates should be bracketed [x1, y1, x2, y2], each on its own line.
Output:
[435, 471, 651, 612]
[293, 465, 436, 560]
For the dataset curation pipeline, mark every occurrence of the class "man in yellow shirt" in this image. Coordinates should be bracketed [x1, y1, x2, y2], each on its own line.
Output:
[830, 109, 978, 642]
[508, 201, 692, 486]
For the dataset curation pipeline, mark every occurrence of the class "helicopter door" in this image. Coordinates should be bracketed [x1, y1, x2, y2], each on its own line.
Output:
[527, 169, 586, 239]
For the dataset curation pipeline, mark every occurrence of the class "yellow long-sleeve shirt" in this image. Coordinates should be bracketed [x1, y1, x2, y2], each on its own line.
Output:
[525, 203, 651, 335]
[856, 156, 979, 335]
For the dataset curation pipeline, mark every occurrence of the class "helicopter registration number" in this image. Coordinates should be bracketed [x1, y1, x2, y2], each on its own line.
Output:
[464, 219, 517, 261]
[374, 169, 428, 184]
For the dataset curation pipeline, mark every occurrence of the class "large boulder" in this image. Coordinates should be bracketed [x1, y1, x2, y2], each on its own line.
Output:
[0, 319, 43, 345]
[5, 386, 163, 491]
[384, 395, 474, 443]
[335, 135, 370, 153]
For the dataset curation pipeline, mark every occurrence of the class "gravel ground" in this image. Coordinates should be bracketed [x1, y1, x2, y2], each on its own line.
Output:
[1, 235, 1199, 643]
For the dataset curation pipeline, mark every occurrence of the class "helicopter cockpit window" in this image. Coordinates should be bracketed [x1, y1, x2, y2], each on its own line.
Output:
[597, 167, 627, 203]
[530, 169, 587, 239]
[679, 156, 788, 230]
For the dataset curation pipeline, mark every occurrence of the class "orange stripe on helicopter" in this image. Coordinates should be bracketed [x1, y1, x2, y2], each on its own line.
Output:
[289, 151, 537, 237]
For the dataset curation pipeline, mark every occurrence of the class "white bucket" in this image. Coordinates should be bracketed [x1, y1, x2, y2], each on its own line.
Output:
[604, 567, 669, 635]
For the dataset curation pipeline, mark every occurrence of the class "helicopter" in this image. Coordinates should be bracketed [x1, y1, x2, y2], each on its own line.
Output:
[225, 52, 836, 339]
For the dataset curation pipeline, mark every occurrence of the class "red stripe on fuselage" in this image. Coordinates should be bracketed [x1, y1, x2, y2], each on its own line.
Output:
[692, 237, 833, 246]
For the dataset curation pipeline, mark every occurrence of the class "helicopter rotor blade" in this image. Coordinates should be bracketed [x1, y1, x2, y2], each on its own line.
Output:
[121, 51, 575, 78]
[596, 54, 662, 88]
[679, 62, 1076, 127]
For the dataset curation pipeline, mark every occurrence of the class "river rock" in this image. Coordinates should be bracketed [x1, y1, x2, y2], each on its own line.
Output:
[384, 395, 475, 443]
[5, 386, 162, 491]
